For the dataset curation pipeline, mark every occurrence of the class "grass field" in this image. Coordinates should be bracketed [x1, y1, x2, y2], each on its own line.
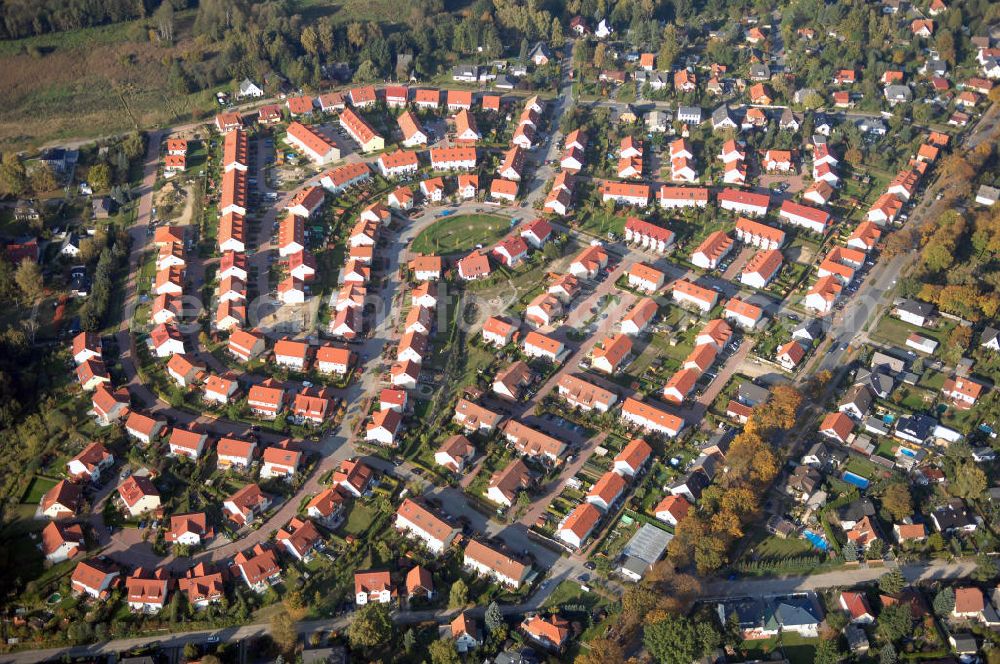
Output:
[0, 10, 220, 151]
[409, 213, 512, 254]
[753, 535, 815, 559]
[341, 501, 377, 536]
[21, 476, 59, 505]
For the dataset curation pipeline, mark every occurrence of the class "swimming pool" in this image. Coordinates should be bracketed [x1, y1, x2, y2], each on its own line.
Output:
[899, 447, 917, 458]
[803, 530, 829, 552]
[842, 471, 870, 490]
[883, 414, 896, 424]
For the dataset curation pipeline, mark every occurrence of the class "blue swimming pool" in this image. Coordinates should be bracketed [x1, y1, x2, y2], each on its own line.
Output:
[899, 447, 917, 458]
[842, 471, 870, 489]
[803, 530, 829, 552]
[883, 414, 896, 424]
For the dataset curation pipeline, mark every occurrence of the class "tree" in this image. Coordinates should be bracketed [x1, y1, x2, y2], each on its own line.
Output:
[878, 569, 905, 596]
[271, 610, 298, 659]
[644, 614, 719, 664]
[844, 146, 864, 166]
[973, 553, 998, 582]
[153, 0, 174, 42]
[593, 42, 607, 69]
[15, 259, 44, 304]
[932, 587, 955, 617]
[67, 621, 93, 644]
[448, 579, 468, 608]
[348, 602, 394, 649]
[880, 643, 898, 664]
[814, 639, 845, 664]
[29, 164, 57, 193]
[644, 615, 701, 664]
[88, 163, 111, 192]
[951, 461, 987, 501]
[550, 17, 565, 47]
[300, 26, 319, 57]
[825, 609, 847, 633]
[575, 638, 624, 664]
[403, 628, 417, 653]
[354, 59, 380, 82]
[0, 153, 27, 196]
[183, 643, 200, 659]
[621, 582, 661, 633]
[880, 483, 913, 522]
[658, 25, 679, 72]
[842, 541, 859, 563]
[428, 638, 462, 664]
[485, 601, 504, 632]
[876, 604, 912, 644]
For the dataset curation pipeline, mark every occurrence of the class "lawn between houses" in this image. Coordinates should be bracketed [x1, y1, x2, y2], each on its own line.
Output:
[409, 214, 514, 255]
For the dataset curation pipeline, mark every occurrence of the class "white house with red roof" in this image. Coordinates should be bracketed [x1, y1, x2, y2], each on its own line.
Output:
[168, 427, 208, 459]
[277, 517, 322, 561]
[125, 412, 165, 445]
[118, 475, 161, 517]
[41, 521, 84, 562]
[260, 446, 302, 479]
[613, 438, 652, 476]
[224, 484, 270, 526]
[779, 201, 830, 234]
[67, 442, 114, 483]
[333, 459, 373, 497]
[557, 502, 602, 548]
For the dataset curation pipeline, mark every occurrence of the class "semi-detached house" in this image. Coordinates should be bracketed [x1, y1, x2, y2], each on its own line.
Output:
[779, 200, 830, 234]
[503, 420, 566, 462]
[320, 162, 371, 193]
[395, 498, 459, 554]
[556, 374, 618, 412]
[735, 217, 785, 249]
[378, 149, 420, 178]
[672, 279, 718, 312]
[284, 122, 339, 165]
[339, 107, 384, 152]
[718, 189, 770, 216]
[463, 540, 532, 589]
[620, 397, 685, 437]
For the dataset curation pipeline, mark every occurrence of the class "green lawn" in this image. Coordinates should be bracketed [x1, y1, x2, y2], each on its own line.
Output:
[542, 580, 608, 611]
[410, 214, 512, 254]
[21, 476, 59, 505]
[575, 207, 628, 238]
[843, 456, 877, 479]
[341, 501, 378, 537]
[753, 535, 815, 559]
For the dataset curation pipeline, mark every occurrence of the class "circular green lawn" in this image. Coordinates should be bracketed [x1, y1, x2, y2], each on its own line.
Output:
[410, 213, 513, 254]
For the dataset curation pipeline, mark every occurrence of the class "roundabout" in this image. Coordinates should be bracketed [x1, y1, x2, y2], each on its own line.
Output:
[408, 212, 514, 255]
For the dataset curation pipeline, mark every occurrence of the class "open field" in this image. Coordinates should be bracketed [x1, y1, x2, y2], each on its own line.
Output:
[410, 213, 512, 255]
[0, 11, 220, 151]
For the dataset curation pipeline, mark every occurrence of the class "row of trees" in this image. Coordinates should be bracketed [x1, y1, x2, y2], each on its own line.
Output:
[667, 385, 803, 574]
[911, 144, 1000, 322]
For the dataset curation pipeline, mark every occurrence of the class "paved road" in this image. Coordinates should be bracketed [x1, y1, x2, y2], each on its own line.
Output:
[702, 559, 978, 597]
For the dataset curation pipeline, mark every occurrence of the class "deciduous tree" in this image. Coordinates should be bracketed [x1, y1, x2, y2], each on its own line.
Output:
[881, 484, 913, 522]
[428, 638, 461, 664]
[348, 602, 394, 649]
[271, 610, 298, 659]
[448, 579, 468, 608]
[14, 259, 43, 304]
